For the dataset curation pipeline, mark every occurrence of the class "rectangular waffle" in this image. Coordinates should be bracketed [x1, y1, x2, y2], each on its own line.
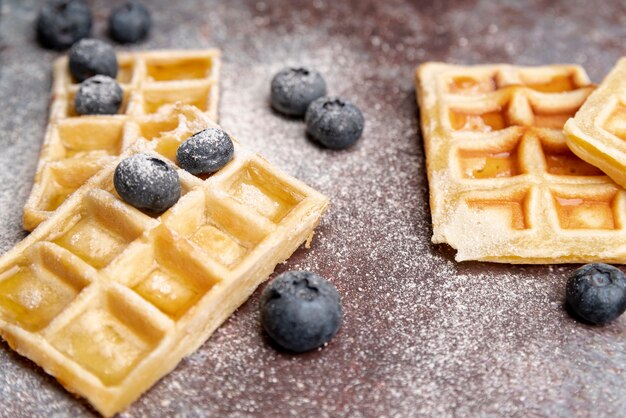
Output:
[0, 105, 329, 416]
[564, 58, 626, 189]
[416, 62, 626, 263]
[23, 49, 221, 231]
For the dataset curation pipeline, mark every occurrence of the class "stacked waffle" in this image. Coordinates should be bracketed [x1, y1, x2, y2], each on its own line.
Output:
[565, 58, 626, 189]
[0, 51, 328, 416]
[416, 61, 626, 263]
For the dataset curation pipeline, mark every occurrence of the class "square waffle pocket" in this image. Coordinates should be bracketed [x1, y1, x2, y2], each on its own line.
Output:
[564, 58, 626, 189]
[23, 49, 221, 231]
[0, 107, 329, 416]
[417, 62, 626, 263]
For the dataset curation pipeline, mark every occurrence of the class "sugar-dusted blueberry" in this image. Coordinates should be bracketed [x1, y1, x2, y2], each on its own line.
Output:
[176, 128, 235, 175]
[108, 1, 152, 44]
[37, 0, 92, 50]
[260, 271, 343, 353]
[566, 263, 626, 325]
[305, 96, 365, 150]
[114, 154, 181, 214]
[75, 75, 123, 116]
[69, 39, 118, 83]
[270, 67, 327, 117]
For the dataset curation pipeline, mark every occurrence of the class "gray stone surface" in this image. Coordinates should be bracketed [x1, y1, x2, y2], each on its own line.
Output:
[0, 0, 625, 416]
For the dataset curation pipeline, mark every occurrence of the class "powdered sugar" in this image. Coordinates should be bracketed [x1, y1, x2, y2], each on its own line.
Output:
[0, 0, 625, 417]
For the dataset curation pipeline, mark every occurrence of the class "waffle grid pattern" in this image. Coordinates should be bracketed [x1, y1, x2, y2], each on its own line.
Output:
[565, 57, 626, 190]
[23, 49, 221, 231]
[417, 63, 626, 263]
[0, 107, 329, 416]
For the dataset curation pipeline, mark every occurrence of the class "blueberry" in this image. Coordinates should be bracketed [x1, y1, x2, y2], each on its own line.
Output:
[305, 97, 365, 150]
[108, 1, 152, 44]
[68, 39, 118, 83]
[114, 154, 181, 214]
[566, 263, 626, 325]
[260, 271, 343, 353]
[176, 128, 235, 175]
[270, 67, 327, 117]
[75, 75, 123, 115]
[36, 0, 92, 50]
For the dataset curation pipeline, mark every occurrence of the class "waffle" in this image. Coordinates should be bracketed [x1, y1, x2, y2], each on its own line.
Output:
[564, 58, 626, 189]
[416, 62, 626, 263]
[0, 105, 329, 416]
[23, 49, 221, 231]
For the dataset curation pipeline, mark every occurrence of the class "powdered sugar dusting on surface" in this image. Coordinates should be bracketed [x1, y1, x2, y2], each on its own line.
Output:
[0, 0, 625, 417]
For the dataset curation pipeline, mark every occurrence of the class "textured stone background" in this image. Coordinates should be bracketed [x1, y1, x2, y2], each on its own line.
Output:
[0, 0, 625, 417]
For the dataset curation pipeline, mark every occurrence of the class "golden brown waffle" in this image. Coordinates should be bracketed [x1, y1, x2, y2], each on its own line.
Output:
[0, 105, 329, 416]
[416, 62, 626, 263]
[564, 58, 626, 189]
[23, 49, 221, 231]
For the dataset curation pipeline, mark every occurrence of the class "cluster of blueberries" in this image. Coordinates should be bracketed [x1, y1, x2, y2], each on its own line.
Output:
[37, 0, 151, 50]
[70, 39, 125, 115]
[37, 0, 152, 117]
[113, 129, 234, 215]
[271, 67, 365, 150]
